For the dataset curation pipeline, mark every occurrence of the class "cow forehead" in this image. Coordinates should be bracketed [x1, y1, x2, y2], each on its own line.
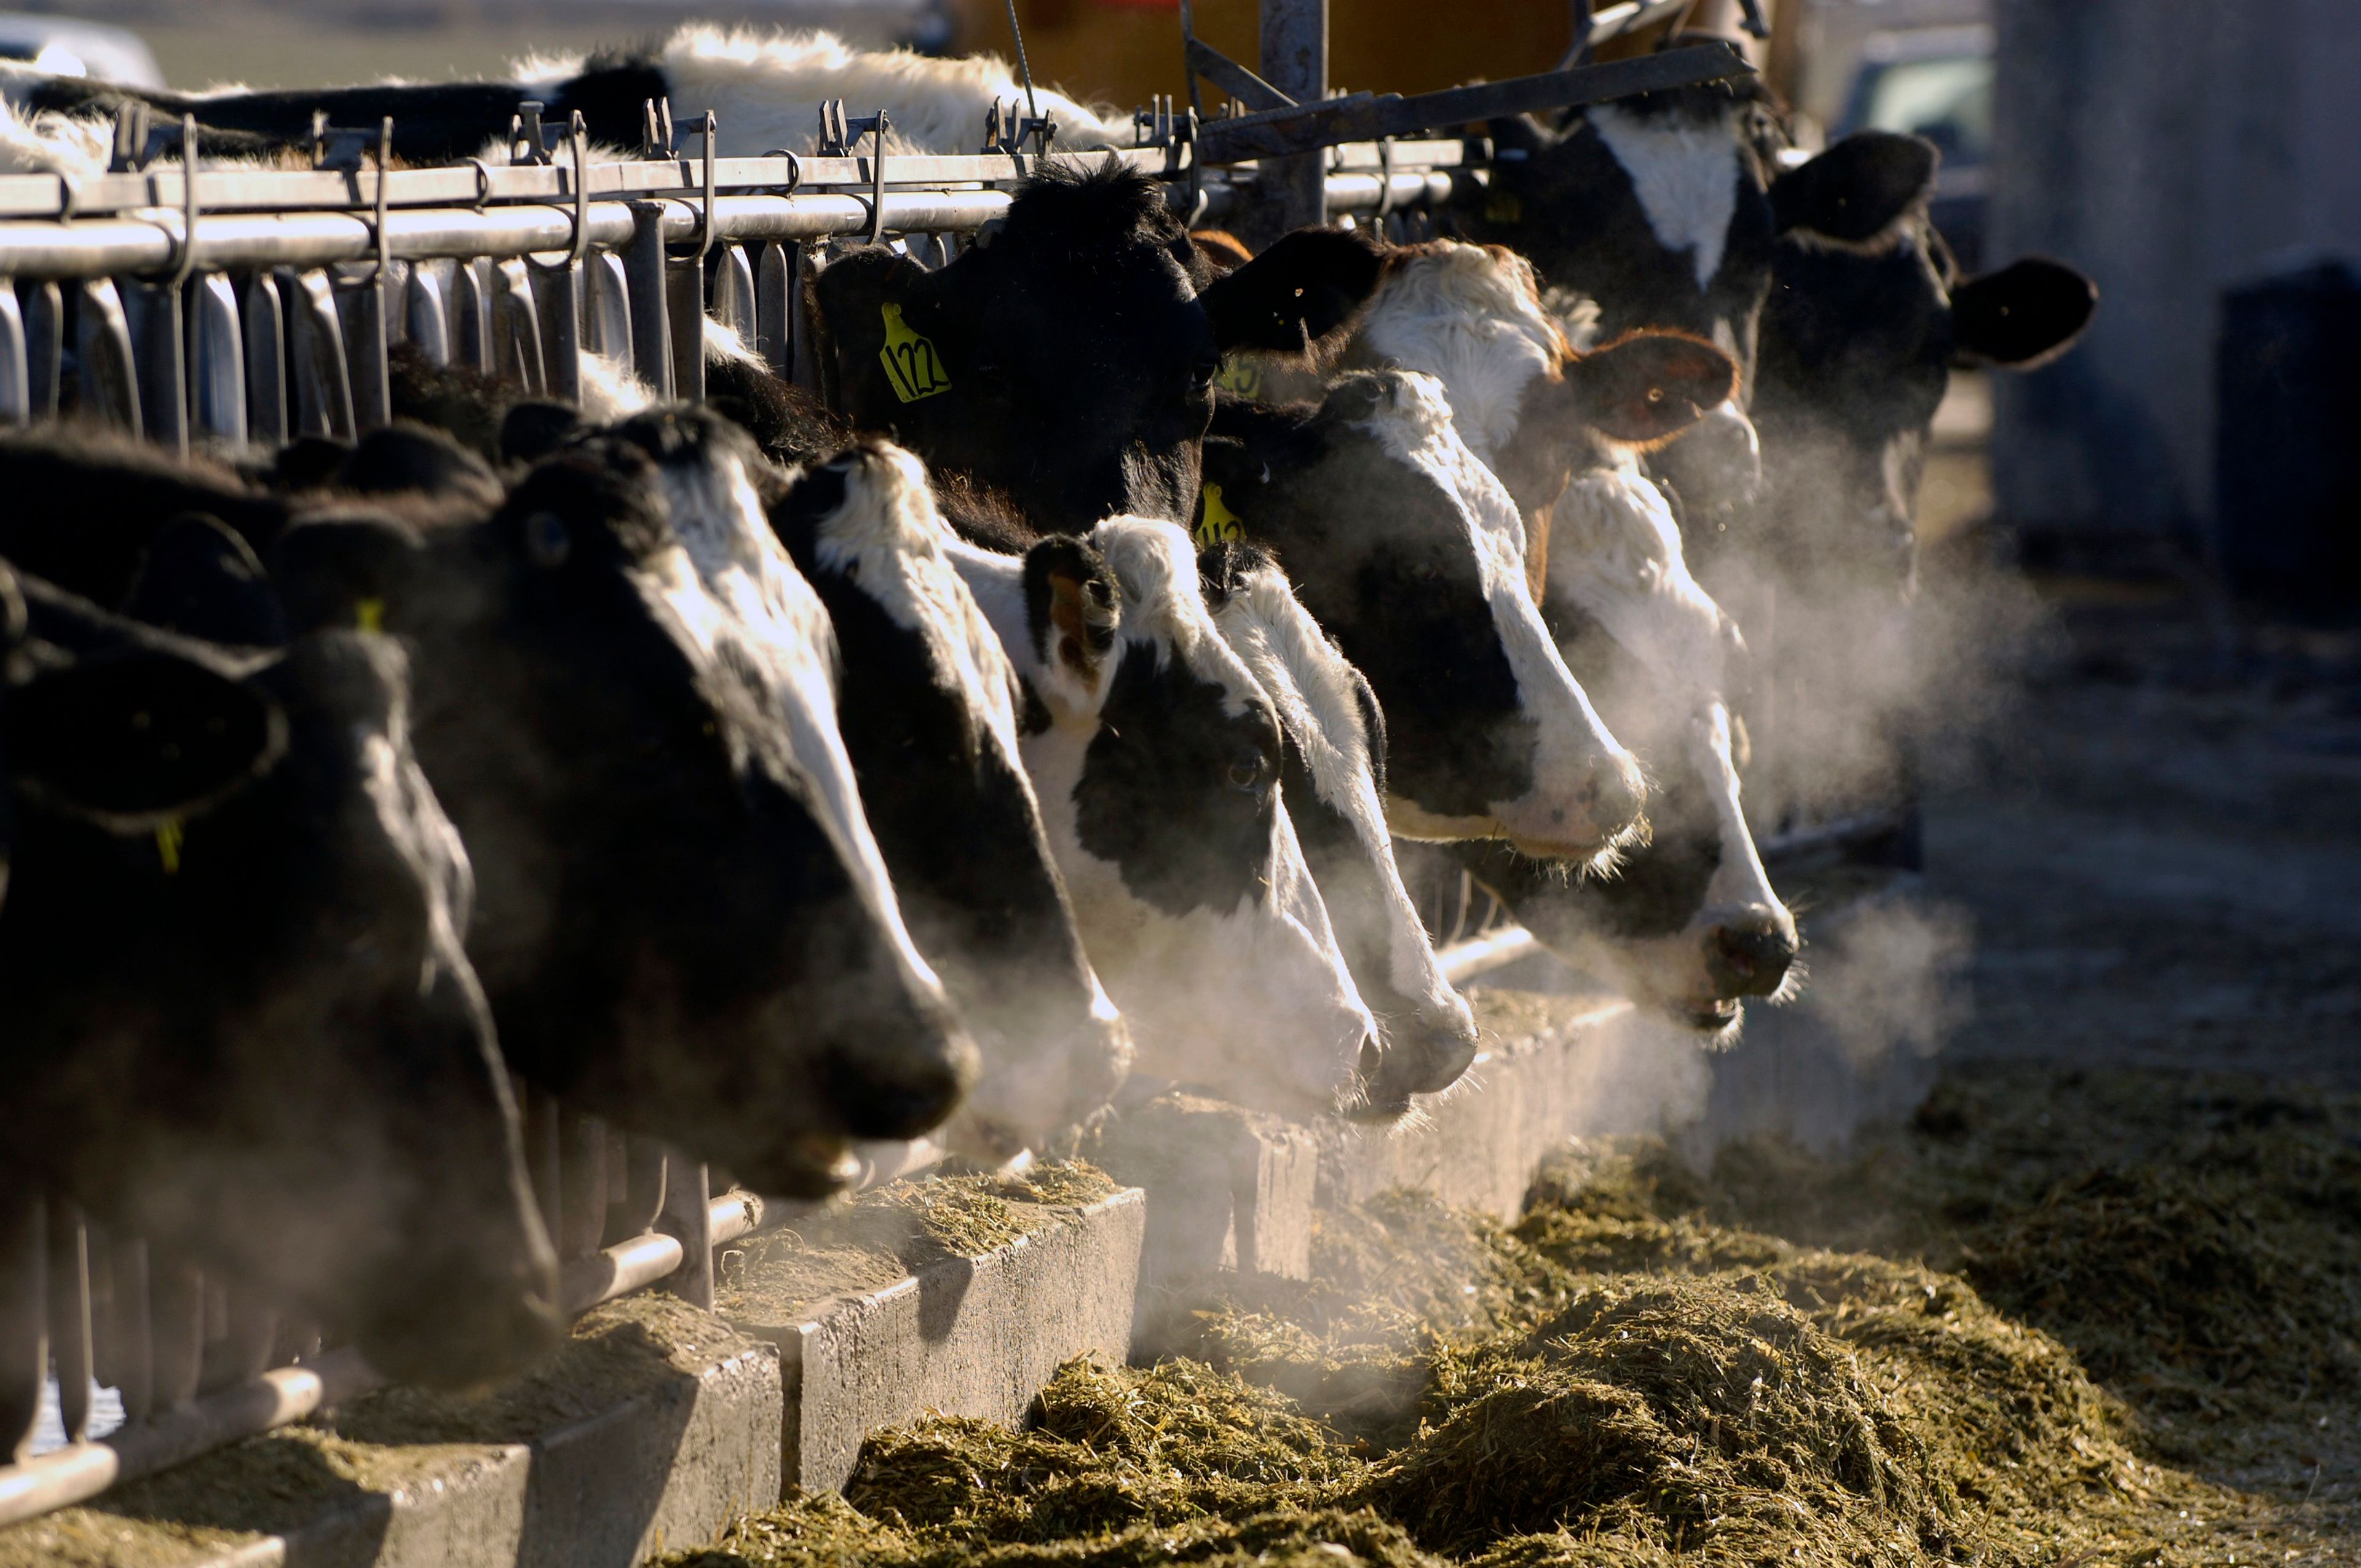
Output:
[1091, 517, 1271, 720]
[1353, 244, 1565, 463]
[1589, 103, 1744, 294]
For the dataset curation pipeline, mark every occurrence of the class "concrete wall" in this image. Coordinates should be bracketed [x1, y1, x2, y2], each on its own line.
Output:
[1991, 0, 2361, 547]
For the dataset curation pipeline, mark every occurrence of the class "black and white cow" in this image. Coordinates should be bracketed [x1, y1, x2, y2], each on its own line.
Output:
[817, 160, 1385, 533]
[948, 519, 1380, 1121]
[1753, 131, 2097, 597]
[1200, 370, 1647, 863]
[762, 438, 1133, 1156]
[1466, 73, 1784, 521]
[1, 25, 1133, 173]
[1197, 541, 1478, 1109]
[0, 567, 562, 1387]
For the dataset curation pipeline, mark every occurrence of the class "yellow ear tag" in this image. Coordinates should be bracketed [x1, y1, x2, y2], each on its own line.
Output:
[1484, 192, 1524, 225]
[1212, 355, 1264, 398]
[155, 818, 184, 876]
[878, 302, 952, 403]
[355, 597, 386, 633]
[1195, 483, 1244, 548]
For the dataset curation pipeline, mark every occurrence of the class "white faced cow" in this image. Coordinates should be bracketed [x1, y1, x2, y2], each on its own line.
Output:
[949, 520, 1380, 1122]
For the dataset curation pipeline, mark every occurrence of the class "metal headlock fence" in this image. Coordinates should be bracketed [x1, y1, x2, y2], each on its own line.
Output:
[0, 31, 1755, 1529]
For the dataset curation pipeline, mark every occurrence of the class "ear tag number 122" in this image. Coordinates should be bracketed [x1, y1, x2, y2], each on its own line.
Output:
[879, 303, 952, 403]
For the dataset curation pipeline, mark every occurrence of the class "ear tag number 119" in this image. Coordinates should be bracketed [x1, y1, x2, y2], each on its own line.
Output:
[879, 303, 952, 403]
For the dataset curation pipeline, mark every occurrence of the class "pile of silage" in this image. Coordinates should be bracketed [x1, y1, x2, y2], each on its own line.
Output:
[658, 1061, 2359, 1568]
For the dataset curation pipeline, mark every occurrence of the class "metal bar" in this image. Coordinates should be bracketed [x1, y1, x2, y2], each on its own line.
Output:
[1187, 36, 1296, 113]
[346, 272, 392, 432]
[74, 278, 141, 434]
[559, 1229, 682, 1317]
[453, 258, 491, 371]
[788, 244, 821, 394]
[559, 1114, 609, 1262]
[189, 274, 247, 445]
[619, 1134, 668, 1244]
[1437, 924, 1541, 985]
[624, 204, 673, 400]
[1198, 41, 1751, 163]
[45, 1203, 90, 1447]
[1260, 0, 1329, 229]
[22, 280, 58, 416]
[666, 255, 706, 402]
[0, 282, 22, 423]
[242, 272, 287, 448]
[0, 1200, 44, 1463]
[658, 1155, 714, 1312]
[711, 242, 757, 343]
[105, 1240, 151, 1427]
[753, 241, 791, 375]
[585, 250, 630, 362]
[404, 262, 450, 368]
[533, 258, 583, 403]
[282, 269, 355, 440]
[491, 257, 547, 396]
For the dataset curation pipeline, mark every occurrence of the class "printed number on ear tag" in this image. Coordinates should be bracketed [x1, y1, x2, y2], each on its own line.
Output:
[155, 818, 184, 876]
[879, 303, 952, 403]
[1195, 482, 1244, 548]
[1212, 355, 1264, 398]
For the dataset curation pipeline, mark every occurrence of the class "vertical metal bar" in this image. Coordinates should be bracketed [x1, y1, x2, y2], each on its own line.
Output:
[586, 250, 631, 363]
[491, 258, 547, 396]
[0, 281, 25, 423]
[753, 242, 791, 374]
[150, 1262, 204, 1412]
[789, 243, 823, 395]
[711, 243, 757, 343]
[0, 1198, 45, 1463]
[75, 279, 142, 436]
[282, 268, 355, 440]
[625, 203, 674, 399]
[349, 274, 392, 432]
[188, 274, 248, 446]
[405, 263, 451, 368]
[200, 1285, 276, 1393]
[666, 255, 705, 403]
[46, 1201, 91, 1446]
[560, 1115, 609, 1261]
[453, 257, 492, 373]
[23, 279, 60, 418]
[1261, 0, 1329, 229]
[243, 272, 288, 448]
[108, 1238, 152, 1426]
[122, 279, 187, 454]
[533, 259, 584, 404]
[620, 1134, 668, 1243]
[658, 1154, 714, 1312]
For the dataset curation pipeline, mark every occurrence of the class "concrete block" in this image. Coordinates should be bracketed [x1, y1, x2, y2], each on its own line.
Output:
[0, 1294, 781, 1568]
[727, 1189, 1144, 1494]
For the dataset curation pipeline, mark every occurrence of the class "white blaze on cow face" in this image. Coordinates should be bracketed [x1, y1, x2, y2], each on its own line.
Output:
[619, 416, 970, 1083]
[1345, 371, 1644, 863]
[1347, 243, 1568, 469]
[1206, 550, 1476, 1100]
[959, 520, 1376, 1120]
[1589, 103, 1744, 296]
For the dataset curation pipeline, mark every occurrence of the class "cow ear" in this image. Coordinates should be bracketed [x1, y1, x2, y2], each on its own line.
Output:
[268, 513, 426, 637]
[1771, 131, 1937, 242]
[6, 650, 286, 830]
[1022, 536, 1121, 718]
[1565, 333, 1739, 446]
[1950, 258, 2097, 368]
[812, 248, 944, 425]
[122, 513, 288, 648]
[1200, 228, 1386, 358]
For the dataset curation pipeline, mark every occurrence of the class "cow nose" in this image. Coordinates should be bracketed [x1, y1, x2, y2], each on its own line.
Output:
[1707, 910, 1800, 998]
[1571, 751, 1647, 842]
[1347, 1029, 1415, 1123]
[824, 1028, 978, 1141]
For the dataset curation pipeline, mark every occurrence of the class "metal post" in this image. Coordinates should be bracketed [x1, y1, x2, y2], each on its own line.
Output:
[0, 282, 25, 422]
[46, 1201, 90, 1446]
[491, 258, 547, 396]
[1262, 0, 1329, 231]
[657, 1152, 714, 1312]
[189, 274, 248, 446]
[76, 279, 141, 435]
[23, 280, 59, 418]
[0, 1198, 45, 1463]
[533, 259, 584, 404]
[560, 1115, 609, 1260]
[665, 254, 705, 403]
[453, 258, 492, 373]
[123, 280, 185, 452]
[753, 242, 792, 376]
[106, 1238, 152, 1425]
[624, 203, 674, 399]
[586, 251, 631, 363]
[711, 244, 757, 344]
[349, 272, 391, 432]
[282, 269, 355, 440]
[405, 264, 450, 368]
[242, 272, 288, 448]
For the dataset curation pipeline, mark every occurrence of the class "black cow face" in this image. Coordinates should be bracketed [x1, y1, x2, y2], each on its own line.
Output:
[280, 431, 973, 1198]
[0, 579, 562, 1388]
[1756, 132, 2097, 596]
[817, 160, 1384, 533]
[770, 443, 1129, 1155]
[1202, 373, 1643, 861]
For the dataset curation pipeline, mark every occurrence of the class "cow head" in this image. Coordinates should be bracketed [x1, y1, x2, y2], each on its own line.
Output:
[0, 575, 562, 1387]
[817, 158, 1383, 533]
[277, 411, 976, 1199]
[1202, 371, 1645, 863]
[1200, 541, 1477, 1114]
[951, 521, 1378, 1120]
[1756, 131, 2097, 597]
[769, 440, 1131, 1157]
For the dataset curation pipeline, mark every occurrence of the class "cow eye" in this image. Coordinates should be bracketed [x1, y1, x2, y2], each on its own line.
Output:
[524, 511, 571, 568]
[1227, 750, 1269, 792]
[1189, 355, 1220, 390]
